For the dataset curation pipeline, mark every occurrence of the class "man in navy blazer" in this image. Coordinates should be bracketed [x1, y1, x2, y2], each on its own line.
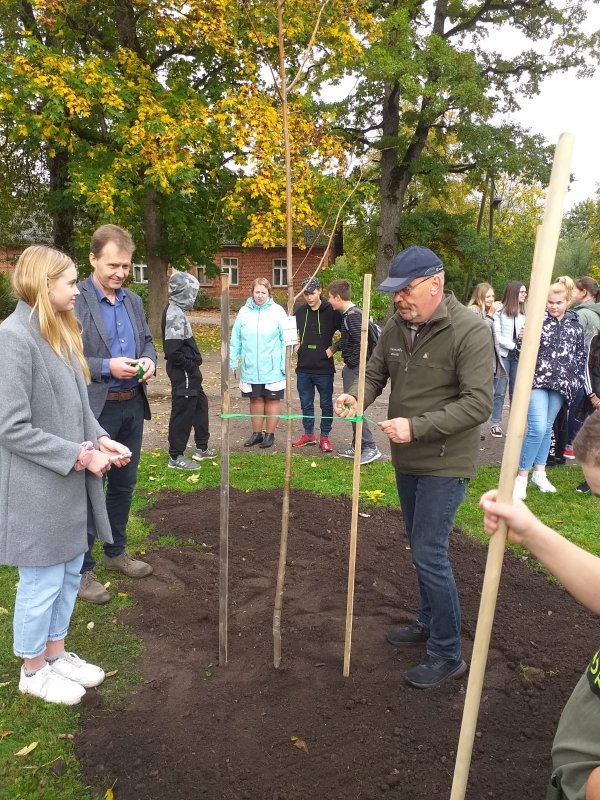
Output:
[75, 224, 157, 604]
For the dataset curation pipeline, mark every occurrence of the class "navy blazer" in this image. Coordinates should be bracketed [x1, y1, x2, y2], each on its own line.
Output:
[75, 275, 157, 419]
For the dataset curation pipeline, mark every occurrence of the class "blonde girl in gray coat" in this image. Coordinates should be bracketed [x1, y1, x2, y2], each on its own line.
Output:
[0, 246, 131, 705]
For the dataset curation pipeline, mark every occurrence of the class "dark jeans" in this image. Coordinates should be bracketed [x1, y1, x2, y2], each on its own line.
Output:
[82, 393, 145, 572]
[395, 472, 468, 661]
[168, 387, 209, 457]
[567, 385, 586, 446]
[296, 371, 334, 436]
[342, 364, 375, 449]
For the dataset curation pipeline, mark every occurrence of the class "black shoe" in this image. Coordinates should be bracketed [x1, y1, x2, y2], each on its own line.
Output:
[405, 655, 468, 689]
[386, 622, 429, 646]
[259, 433, 275, 449]
[244, 432, 264, 447]
[577, 481, 590, 494]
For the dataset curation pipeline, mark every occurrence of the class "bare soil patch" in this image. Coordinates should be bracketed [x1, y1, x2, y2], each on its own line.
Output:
[76, 488, 595, 799]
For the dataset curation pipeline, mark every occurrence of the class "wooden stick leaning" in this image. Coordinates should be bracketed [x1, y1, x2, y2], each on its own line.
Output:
[450, 132, 575, 800]
[219, 273, 231, 666]
[273, 0, 294, 669]
[343, 273, 373, 677]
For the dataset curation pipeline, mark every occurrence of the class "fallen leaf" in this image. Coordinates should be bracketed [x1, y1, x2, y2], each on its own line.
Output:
[186, 473, 200, 483]
[15, 741, 38, 757]
[117, 592, 128, 597]
[359, 512, 371, 518]
[291, 735, 309, 753]
[104, 670, 118, 678]
[58, 733, 74, 740]
[0, 607, 8, 614]
[0, 731, 13, 740]
[103, 582, 111, 589]
[310, 461, 317, 467]
[86, 621, 95, 630]
[105, 788, 115, 800]
[0, 682, 10, 688]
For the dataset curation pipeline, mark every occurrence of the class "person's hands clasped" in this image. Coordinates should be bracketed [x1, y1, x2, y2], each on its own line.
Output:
[98, 437, 132, 468]
[590, 392, 600, 409]
[86, 449, 112, 478]
[378, 417, 412, 443]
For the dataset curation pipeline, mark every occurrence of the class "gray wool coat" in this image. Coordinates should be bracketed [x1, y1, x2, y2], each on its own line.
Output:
[0, 302, 112, 567]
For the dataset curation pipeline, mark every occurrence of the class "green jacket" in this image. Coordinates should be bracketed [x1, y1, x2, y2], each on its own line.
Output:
[352, 293, 493, 477]
[572, 301, 600, 347]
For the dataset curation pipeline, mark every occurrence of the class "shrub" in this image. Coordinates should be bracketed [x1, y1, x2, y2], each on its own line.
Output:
[193, 290, 215, 311]
[0, 272, 17, 320]
[127, 283, 148, 315]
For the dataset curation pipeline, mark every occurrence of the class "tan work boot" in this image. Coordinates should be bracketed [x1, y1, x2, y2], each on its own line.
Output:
[103, 553, 153, 578]
[78, 571, 111, 604]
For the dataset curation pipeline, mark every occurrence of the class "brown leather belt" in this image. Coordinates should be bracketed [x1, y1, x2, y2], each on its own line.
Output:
[106, 386, 140, 402]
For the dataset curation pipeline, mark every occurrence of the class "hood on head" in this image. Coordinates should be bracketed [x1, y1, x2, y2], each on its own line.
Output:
[168, 271, 200, 311]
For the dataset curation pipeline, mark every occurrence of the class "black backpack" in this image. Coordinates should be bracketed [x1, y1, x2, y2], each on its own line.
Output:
[343, 308, 381, 359]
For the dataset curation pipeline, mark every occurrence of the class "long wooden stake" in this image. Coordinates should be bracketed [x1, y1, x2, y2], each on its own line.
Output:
[273, 0, 295, 669]
[219, 273, 231, 666]
[450, 133, 575, 799]
[343, 273, 373, 677]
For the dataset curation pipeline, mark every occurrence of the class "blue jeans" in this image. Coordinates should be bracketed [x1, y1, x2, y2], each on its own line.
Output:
[491, 374, 508, 425]
[519, 389, 564, 470]
[14, 554, 84, 658]
[82, 393, 145, 572]
[296, 372, 334, 436]
[502, 352, 519, 404]
[342, 365, 375, 449]
[395, 473, 468, 661]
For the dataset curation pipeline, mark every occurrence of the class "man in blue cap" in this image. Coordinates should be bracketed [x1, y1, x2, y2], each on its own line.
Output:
[335, 246, 493, 688]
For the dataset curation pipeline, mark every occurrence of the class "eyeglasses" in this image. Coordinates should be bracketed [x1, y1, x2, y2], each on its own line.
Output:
[397, 276, 433, 296]
[519, 289, 527, 294]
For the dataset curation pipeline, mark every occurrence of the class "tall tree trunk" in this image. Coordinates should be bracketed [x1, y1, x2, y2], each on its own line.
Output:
[143, 186, 168, 337]
[374, 81, 401, 287]
[48, 147, 74, 254]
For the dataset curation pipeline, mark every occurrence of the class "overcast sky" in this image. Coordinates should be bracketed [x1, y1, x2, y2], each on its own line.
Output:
[503, 3, 600, 210]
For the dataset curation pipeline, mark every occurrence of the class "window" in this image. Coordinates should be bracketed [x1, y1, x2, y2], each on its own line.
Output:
[272, 258, 287, 287]
[132, 263, 147, 284]
[221, 257, 239, 285]
[196, 266, 214, 287]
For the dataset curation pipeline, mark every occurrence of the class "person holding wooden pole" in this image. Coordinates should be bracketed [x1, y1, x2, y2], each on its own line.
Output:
[334, 245, 493, 688]
[480, 411, 600, 800]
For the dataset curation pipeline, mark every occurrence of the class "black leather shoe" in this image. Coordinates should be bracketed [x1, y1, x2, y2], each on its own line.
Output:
[405, 655, 468, 689]
[259, 433, 275, 449]
[244, 432, 264, 447]
[386, 622, 428, 646]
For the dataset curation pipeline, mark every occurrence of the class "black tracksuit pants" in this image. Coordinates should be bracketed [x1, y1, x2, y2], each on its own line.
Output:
[169, 387, 209, 457]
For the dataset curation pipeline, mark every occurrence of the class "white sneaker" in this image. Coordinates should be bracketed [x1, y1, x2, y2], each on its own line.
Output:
[50, 652, 105, 688]
[513, 475, 528, 500]
[531, 471, 557, 493]
[19, 664, 85, 705]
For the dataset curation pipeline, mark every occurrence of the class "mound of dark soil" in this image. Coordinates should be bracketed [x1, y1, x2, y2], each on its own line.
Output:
[76, 488, 596, 799]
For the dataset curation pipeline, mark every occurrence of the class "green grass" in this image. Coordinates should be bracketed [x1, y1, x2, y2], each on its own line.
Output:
[1, 452, 598, 799]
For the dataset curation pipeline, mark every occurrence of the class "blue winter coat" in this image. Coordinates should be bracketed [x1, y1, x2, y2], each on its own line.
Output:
[230, 296, 287, 384]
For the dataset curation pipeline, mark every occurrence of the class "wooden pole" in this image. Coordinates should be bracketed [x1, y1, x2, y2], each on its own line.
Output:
[343, 273, 372, 677]
[273, 0, 294, 669]
[450, 132, 575, 800]
[219, 273, 231, 666]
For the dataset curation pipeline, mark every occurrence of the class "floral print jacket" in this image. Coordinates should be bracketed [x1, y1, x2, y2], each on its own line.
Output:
[518, 310, 585, 405]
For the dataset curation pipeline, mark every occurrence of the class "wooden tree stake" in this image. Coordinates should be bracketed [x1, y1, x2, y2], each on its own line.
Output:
[343, 273, 372, 677]
[450, 133, 575, 800]
[219, 273, 230, 666]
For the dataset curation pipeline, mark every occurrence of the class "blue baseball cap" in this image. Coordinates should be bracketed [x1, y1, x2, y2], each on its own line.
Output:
[377, 246, 444, 293]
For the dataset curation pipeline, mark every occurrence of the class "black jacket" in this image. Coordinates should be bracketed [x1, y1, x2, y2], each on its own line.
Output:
[295, 298, 341, 374]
